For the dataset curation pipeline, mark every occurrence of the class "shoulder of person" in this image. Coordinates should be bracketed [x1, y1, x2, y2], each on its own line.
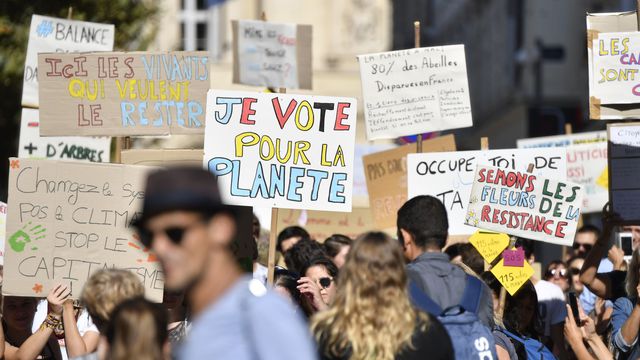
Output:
[613, 296, 634, 311]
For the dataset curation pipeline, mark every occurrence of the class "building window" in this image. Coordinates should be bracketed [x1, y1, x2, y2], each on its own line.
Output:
[179, 0, 209, 51]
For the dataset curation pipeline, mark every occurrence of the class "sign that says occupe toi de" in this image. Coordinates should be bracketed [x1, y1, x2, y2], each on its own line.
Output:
[357, 45, 472, 140]
[465, 165, 582, 246]
[205, 90, 357, 212]
[407, 148, 566, 235]
[22, 15, 114, 108]
[592, 32, 640, 104]
[3, 158, 162, 301]
[38, 51, 210, 136]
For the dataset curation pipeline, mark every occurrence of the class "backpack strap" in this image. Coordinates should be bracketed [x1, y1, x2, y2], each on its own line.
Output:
[408, 280, 443, 315]
[459, 275, 483, 314]
[498, 328, 526, 344]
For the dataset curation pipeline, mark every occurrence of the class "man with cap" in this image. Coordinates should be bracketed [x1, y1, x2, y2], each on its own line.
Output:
[133, 167, 316, 360]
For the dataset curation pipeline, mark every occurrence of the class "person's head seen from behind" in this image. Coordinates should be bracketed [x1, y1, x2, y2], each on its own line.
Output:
[397, 195, 448, 261]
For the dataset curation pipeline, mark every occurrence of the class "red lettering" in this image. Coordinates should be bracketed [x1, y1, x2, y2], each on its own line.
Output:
[481, 205, 490, 222]
[240, 98, 258, 125]
[334, 102, 351, 131]
[555, 221, 567, 238]
[272, 98, 297, 129]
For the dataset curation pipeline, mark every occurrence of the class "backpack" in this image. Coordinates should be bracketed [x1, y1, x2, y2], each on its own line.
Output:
[409, 275, 497, 360]
[498, 328, 556, 360]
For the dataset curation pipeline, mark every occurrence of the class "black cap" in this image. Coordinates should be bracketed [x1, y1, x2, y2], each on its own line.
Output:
[131, 166, 228, 229]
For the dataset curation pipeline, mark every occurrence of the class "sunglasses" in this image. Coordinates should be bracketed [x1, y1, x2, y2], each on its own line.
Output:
[318, 277, 333, 289]
[570, 267, 581, 275]
[545, 268, 568, 278]
[138, 220, 204, 248]
[572, 243, 593, 252]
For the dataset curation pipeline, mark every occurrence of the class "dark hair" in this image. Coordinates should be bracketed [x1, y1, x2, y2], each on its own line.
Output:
[458, 243, 485, 275]
[252, 214, 261, 240]
[277, 226, 311, 253]
[323, 234, 352, 258]
[301, 256, 339, 280]
[445, 243, 461, 260]
[514, 237, 535, 260]
[545, 260, 568, 277]
[577, 224, 601, 237]
[397, 195, 448, 250]
[284, 239, 327, 275]
[274, 269, 302, 305]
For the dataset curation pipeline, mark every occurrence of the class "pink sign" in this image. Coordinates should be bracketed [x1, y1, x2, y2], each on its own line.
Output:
[502, 247, 525, 267]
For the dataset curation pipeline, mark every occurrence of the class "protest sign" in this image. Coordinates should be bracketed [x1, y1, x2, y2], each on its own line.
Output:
[353, 144, 395, 205]
[407, 148, 566, 235]
[0, 202, 6, 265]
[517, 131, 607, 213]
[357, 45, 472, 140]
[19, 108, 111, 163]
[587, 12, 640, 119]
[232, 20, 312, 90]
[491, 252, 535, 296]
[591, 32, 640, 104]
[22, 15, 115, 108]
[363, 134, 456, 229]
[3, 158, 162, 301]
[465, 165, 582, 246]
[121, 149, 203, 167]
[503, 248, 525, 267]
[607, 122, 640, 223]
[468, 230, 510, 264]
[204, 90, 357, 212]
[38, 51, 210, 136]
[276, 208, 373, 241]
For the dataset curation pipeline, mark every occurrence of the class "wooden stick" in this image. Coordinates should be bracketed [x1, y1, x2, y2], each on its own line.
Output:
[480, 137, 489, 151]
[113, 137, 123, 164]
[565, 123, 573, 135]
[67, 6, 73, 19]
[637, 0, 640, 29]
[414, 21, 423, 153]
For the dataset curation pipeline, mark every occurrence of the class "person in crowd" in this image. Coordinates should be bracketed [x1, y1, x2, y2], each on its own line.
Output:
[480, 272, 518, 360]
[396, 195, 494, 327]
[277, 226, 311, 255]
[104, 297, 169, 360]
[163, 290, 188, 351]
[569, 255, 613, 336]
[298, 257, 338, 313]
[3, 285, 70, 360]
[134, 167, 315, 359]
[284, 238, 327, 275]
[611, 248, 640, 359]
[545, 261, 570, 293]
[273, 268, 303, 312]
[571, 225, 601, 259]
[311, 231, 454, 360]
[323, 234, 352, 269]
[569, 257, 585, 296]
[564, 302, 612, 360]
[456, 243, 485, 276]
[252, 214, 268, 285]
[515, 238, 567, 359]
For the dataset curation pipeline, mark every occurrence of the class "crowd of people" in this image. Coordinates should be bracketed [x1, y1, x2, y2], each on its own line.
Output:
[2, 166, 640, 359]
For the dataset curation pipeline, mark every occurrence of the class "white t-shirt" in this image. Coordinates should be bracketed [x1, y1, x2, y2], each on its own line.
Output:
[534, 280, 567, 337]
[32, 300, 99, 360]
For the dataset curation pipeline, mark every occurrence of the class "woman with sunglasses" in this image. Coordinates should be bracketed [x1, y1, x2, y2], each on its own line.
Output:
[545, 261, 570, 293]
[311, 232, 453, 360]
[298, 257, 338, 313]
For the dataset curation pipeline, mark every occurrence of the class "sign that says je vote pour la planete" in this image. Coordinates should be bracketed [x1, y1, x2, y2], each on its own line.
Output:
[38, 51, 210, 136]
[204, 90, 357, 212]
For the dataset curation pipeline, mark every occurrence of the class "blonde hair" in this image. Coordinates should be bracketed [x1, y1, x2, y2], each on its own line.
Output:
[81, 269, 145, 333]
[627, 248, 640, 298]
[311, 232, 428, 360]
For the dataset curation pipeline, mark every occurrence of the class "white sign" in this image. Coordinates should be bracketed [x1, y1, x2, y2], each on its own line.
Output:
[517, 132, 608, 213]
[0, 202, 6, 265]
[19, 108, 111, 162]
[22, 15, 115, 108]
[204, 90, 357, 212]
[466, 165, 582, 246]
[357, 45, 472, 140]
[592, 32, 640, 104]
[407, 149, 567, 235]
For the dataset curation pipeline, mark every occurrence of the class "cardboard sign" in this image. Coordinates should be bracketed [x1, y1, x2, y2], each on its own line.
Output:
[363, 134, 456, 229]
[19, 108, 111, 163]
[38, 51, 210, 136]
[587, 12, 640, 119]
[517, 131, 608, 213]
[592, 32, 640, 104]
[608, 122, 640, 223]
[491, 252, 535, 296]
[204, 90, 357, 212]
[468, 230, 510, 264]
[357, 45, 472, 140]
[465, 165, 582, 246]
[276, 208, 373, 241]
[407, 148, 567, 235]
[232, 20, 312, 90]
[121, 149, 203, 167]
[3, 158, 162, 301]
[0, 202, 6, 265]
[22, 15, 115, 108]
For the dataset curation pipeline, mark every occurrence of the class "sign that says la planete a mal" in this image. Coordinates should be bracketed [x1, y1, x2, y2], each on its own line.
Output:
[38, 51, 210, 136]
[465, 165, 583, 246]
[357, 45, 472, 140]
[204, 90, 357, 212]
[22, 15, 115, 108]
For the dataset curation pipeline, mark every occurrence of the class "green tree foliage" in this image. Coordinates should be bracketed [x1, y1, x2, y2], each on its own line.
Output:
[0, 1, 159, 201]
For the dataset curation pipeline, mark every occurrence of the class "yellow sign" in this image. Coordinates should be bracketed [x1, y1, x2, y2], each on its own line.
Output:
[596, 165, 609, 189]
[469, 230, 510, 263]
[491, 253, 535, 296]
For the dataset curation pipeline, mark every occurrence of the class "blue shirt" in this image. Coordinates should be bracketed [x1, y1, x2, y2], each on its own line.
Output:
[579, 258, 614, 314]
[612, 297, 640, 360]
[180, 276, 317, 360]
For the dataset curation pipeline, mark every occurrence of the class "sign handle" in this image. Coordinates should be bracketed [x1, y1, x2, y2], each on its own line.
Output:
[480, 137, 489, 151]
[414, 21, 424, 153]
[67, 6, 73, 19]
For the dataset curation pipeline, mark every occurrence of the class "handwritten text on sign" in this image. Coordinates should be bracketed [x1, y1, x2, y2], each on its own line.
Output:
[22, 15, 114, 108]
[357, 45, 472, 140]
[407, 149, 566, 235]
[592, 32, 640, 104]
[465, 165, 582, 246]
[38, 51, 209, 136]
[3, 159, 162, 301]
[233, 20, 312, 90]
[204, 90, 357, 212]
[492, 254, 535, 296]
